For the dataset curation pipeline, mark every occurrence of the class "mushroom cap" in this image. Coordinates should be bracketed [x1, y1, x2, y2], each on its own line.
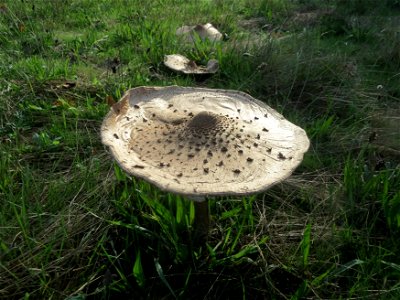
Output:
[164, 54, 219, 74]
[101, 86, 310, 198]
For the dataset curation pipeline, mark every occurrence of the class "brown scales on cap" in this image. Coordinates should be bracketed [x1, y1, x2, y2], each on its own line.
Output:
[101, 86, 310, 197]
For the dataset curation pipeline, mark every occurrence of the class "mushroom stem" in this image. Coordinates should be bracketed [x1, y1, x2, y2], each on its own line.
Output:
[193, 199, 209, 244]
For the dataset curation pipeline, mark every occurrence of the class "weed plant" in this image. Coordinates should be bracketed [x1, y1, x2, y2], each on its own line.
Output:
[1, 0, 399, 299]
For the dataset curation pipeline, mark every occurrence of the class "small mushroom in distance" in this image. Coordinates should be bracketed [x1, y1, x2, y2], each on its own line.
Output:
[176, 23, 223, 43]
[164, 54, 219, 75]
[101, 86, 310, 242]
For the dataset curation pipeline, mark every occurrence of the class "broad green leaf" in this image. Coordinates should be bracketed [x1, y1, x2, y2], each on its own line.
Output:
[133, 251, 145, 287]
[176, 198, 183, 224]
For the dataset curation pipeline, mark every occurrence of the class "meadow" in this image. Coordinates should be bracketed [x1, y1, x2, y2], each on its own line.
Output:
[1, 0, 400, 299]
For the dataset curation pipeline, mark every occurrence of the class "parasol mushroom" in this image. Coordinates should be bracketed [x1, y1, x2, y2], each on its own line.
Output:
[176, 23, 223, 43]
[101, 86, 309, 242]
[164, 54, 219, 75]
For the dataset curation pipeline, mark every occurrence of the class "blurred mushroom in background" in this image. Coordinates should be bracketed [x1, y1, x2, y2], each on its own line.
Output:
[176, 23, 223, 43]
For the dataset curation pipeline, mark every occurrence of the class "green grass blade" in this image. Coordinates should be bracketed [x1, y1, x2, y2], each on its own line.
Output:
[154, 258, 176, 298]
[290, 280, 308, 300]
[175, 197, 183, 224]
[301, 223, 312, 268]
[328, 259, 365, 279]
[381, 260, 400, 272]
[133, 250, 145, 287]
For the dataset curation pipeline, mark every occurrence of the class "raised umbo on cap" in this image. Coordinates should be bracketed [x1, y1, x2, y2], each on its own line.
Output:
[101, 86, 309, 198]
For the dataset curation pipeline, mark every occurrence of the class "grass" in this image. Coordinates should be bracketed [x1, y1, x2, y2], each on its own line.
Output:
[1, 0, 400, 299]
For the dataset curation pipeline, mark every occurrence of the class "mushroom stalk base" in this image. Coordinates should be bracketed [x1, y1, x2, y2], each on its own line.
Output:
[193, 200, 209, 244]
